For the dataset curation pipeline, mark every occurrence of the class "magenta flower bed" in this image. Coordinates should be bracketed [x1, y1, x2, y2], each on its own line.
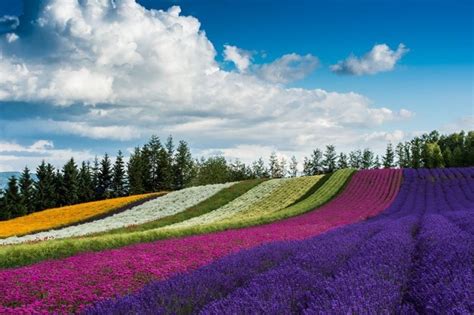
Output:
[0, 169, 401, 314]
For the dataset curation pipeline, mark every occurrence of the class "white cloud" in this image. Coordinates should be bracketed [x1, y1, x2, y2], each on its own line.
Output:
[223, 45, 252, 72]
[5, 33, 18, 43]
[255, 53, 319, 84]
[0, 140, 93, 172]
[0, 1, 414, 170]
[331, 43, 408, 75]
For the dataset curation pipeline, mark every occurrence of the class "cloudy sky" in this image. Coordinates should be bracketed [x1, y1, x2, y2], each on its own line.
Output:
[0, 0, 472, 171]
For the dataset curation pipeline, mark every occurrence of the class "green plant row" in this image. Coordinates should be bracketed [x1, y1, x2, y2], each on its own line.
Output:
[0, 170, 354, 269]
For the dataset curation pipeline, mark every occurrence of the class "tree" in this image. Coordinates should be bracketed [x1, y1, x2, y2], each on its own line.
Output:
[35, 161, 57, 211]
[349, 150, 362, 169]
[229, 159, 251, 181]
[252, 158, 268, 178]
[322, 145, 337, 173]
[337, 152, 348, 169]
[77, 161, 94, 202]
[4, 176, 25, 218]
[452, 146, 464, 167]
[442, 147, 454, 167]
[128, 147, 146, 194]
[91, 156, 100, 200]
[289, 156, 298, 177]
[411, 137, 422, 168]
[268, 152, 280, 178]
[361, 148, 375, 169]
[374, 155, 382, 169]
[193, 156, 229, 185]
[61, 158, 79, 205]
[19, 166, 35, 213]
[173, 140, 195, 189]
[396, 143, 410, 168]
[304, 149, 323, 175]
[112, 151, 127, 197]
[382, 143, 395, 168]
[98, 154, 113, 199]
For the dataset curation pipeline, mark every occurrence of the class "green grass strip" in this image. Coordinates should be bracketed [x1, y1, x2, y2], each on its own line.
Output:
[89, 178, 266, 237]
[0, 170, 354, 269]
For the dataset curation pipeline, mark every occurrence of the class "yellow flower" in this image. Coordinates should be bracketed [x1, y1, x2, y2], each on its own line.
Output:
[0, 193, 166, 238]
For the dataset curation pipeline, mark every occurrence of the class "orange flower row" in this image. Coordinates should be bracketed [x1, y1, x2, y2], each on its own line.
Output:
[0, 193, 166, 238]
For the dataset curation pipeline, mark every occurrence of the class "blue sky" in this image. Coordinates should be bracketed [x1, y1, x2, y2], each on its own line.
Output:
[0, 0, 472, 171]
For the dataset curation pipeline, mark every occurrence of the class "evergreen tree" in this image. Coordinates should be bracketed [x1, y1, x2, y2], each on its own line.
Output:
[4, 176, 25, 218]
[173, 140, 195, 189]
[91, 156, 100, 200]
[229, 159, 250, 181]
[374, 155, 382, 169]
[98, 154, 113, 199]
[382, 143, 395, 168]
[252, 158, 268, 178]
[322, 145, 337, 173]
[112, 151, 127, 197]
[349, 150, 362, 169]
[128, 147, 146, 194]
[140, 144, 153, 192]
[289, 156, 298, 177]
[304, 149, 323, 175]
[19, 166, 35, 213]
[62, 158, 79, 205]
[268, 152, 280, 178]
[35, 161, 57, 211]
[361, 148, 375, 169]
[77, 161, 94, 202]
[337, 152, 348, 169]
[303, 157, 312, 176]
[0, 189, 6, 220]
[54, 169, 65, 207]
[164, 135, 175, 189]
[277, 157, 287, 178]
[465, 131, 474, 166]
[396, 143, 409, 168]
[146, 136, 164, 191]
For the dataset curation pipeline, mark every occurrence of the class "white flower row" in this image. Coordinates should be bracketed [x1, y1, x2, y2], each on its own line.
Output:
[0, 182, 234, 245]
[164, 178, 288, 230]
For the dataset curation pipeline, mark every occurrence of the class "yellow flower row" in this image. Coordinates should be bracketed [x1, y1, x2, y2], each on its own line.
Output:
[0, 193, 166, 238]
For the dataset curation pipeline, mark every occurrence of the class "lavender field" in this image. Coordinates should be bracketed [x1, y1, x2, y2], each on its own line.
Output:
[86, 168, 474, 314]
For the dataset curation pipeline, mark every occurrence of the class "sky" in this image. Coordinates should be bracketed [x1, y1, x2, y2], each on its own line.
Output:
[0, 0, 472, 171]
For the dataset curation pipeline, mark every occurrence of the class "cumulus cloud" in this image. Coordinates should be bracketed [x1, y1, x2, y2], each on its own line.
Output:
[223, 45, 252, 72]
[0, 1, 413, 170]
[331, 43, 408, 75]
[255, 53, 319, 84]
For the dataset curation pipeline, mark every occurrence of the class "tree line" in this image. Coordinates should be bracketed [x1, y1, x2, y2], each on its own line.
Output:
[0, 130, 472, 220]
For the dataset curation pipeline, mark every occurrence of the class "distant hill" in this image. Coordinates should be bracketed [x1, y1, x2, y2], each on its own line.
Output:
[0, 172, 21, 190]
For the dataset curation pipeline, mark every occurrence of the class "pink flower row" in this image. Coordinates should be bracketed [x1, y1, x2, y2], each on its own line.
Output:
[0, 169, 402, 314]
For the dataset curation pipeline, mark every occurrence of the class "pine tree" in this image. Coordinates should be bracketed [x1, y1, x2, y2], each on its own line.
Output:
[35, 161, 57, 211]
[62, 158, 79, 205]
[252, 158, 268, 178]
[411, 138, 422, 168]
[289, 156, 298, 177]
[4, 176, 25, 218]
[112, 151, 127, 197]
[0, 189, 6, 220]
[19, 166, 35, 213]
[361, 148, 374, 169]
[277, 157, 287, 178]
[374, 155, 382, 169]
[305, 149, 323, 175]
[77, 161, 94, 202]
[382, 143, 395, 168]
[128, 147, 146, 194]
[98, 154, 113, 199]
[164, 135, 175, 189]
[173, 140, 195, 189]
[349, 150, 362, 169]
[322, 145, 337, 173]
[54, 169, 65, 207]
[91, 156, 100, 200]
[337, 152, 348, 169]
[269, 152, 280, 178]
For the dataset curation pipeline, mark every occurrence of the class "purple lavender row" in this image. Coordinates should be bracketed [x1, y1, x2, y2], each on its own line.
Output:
[84, 168, 474, 314]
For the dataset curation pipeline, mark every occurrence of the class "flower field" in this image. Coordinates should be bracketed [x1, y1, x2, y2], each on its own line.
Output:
[0, 167, 472, 314]
[0, 183, 232, 245]
[0, 193, 164, 239]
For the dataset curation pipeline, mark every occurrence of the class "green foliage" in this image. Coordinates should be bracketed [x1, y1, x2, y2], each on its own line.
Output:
[323, 145, 337, 173]
[383, 143, 395, 168]
[112, 151, 127, 197]
[77, 161, 94, 202]
[19, 167, 35, 214]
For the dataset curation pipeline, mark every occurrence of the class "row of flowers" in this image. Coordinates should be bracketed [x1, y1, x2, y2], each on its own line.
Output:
[0, 193, 162, 239]
[0, 168, 403, 313]
[85, 168, 474, 314]
[165, 178, 291, 229]
[0, 183, 233, 245]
